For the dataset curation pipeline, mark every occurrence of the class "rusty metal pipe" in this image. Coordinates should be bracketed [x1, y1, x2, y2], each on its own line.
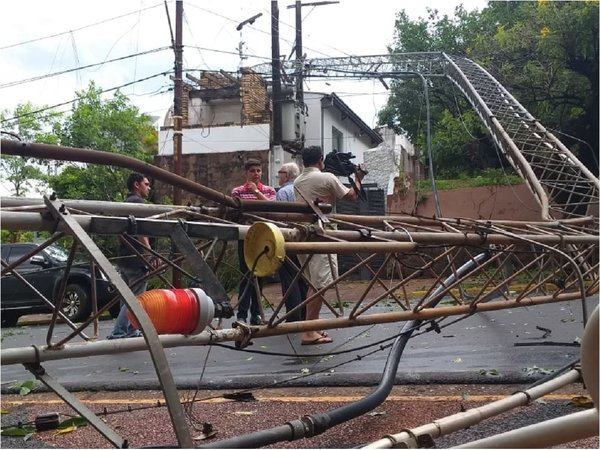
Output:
[2, 140, 237, 208]
[0, 141, 331, 214]
[326, 229, 599, 246]
[2, 212, 598, 248]
[285, 242, 417, 254]
[0, 291, 585, 367]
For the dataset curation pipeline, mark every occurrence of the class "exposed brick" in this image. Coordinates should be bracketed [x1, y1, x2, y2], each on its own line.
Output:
[153, 150, 272, 206]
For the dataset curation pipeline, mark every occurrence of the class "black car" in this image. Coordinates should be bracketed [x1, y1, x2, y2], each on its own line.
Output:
[1, 243, 119, 326]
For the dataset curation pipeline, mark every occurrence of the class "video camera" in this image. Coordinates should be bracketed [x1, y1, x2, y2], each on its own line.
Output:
[323, 149, 367, 177]
[323, 149, 368, 201]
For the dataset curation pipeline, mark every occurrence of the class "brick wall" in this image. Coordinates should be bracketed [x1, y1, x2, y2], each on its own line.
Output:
[240, 68, 270, 125]
[153, 150, 271, 206]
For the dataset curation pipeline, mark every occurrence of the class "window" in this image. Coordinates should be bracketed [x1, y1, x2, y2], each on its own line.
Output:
[332, 126, 343, 153]
[6, 245, 38, 271]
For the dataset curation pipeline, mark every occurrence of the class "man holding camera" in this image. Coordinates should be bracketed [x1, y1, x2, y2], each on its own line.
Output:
[293, 145, 365, 345]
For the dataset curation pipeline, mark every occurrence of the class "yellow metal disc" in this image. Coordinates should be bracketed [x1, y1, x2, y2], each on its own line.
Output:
[244, 222, 285, 277]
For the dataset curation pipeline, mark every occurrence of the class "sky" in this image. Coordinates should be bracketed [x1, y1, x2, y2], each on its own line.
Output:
[0, 0, 487, 131]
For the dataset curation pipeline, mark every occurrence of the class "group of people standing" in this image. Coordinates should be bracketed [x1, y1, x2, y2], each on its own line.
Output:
[231, 145, 364, 345]
[109, 145, 364, 346]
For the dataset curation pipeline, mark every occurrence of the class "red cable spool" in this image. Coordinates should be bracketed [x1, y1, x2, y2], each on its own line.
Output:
[127, 288, 215, 335]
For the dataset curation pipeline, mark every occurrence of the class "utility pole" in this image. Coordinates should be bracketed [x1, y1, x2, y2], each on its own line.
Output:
[172, 0, 183, 288]
[294, 0, 303, 106]
[287, 1, 339, 108]
[271, 0, 283, 147]
[173, 0, 183, 206]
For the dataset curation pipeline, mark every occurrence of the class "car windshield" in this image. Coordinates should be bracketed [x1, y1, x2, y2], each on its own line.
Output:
[44, 245, 70, 263]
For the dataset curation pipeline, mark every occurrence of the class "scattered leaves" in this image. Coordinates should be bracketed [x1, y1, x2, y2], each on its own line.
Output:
[245, 356, 253, 361]
[58, 417, 88, 429]
[367, 411, 386, 416]
[1, 425, 35, 439]
[1, 409, 9, 414]
[300, 368, 310, 374]
[233, 411, 255, 415]
[523, 365, 552, 376]
[479, 368, 499, 376]
[118, 367, 129, 372]
[56, 426, 77, 434]
[18, 380, 35, 396]
[571, 396, 594, 408]
[452, 357, 462, 363]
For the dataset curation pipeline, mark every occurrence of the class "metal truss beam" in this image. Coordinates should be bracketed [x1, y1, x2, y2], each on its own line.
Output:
[42, 196, 194, 448]
[252, 52, 599, 224]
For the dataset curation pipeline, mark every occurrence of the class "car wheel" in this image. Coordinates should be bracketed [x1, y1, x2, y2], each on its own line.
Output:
[61, 284, 92, 322]
[1, 313, 19, 327]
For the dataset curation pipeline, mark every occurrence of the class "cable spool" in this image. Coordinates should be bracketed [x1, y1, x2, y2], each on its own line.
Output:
[127, 288, 215, 335]
[244, 222, 285, 277]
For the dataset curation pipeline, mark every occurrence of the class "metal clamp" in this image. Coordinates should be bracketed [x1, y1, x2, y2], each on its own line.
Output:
[127, 215, 137, 235]
[233, 320, 253, 349]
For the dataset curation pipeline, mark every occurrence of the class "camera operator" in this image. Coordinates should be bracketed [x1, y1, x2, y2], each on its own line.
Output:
[293, 145, 365, 345]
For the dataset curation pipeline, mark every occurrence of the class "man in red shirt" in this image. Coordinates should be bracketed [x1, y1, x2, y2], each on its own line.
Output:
[231, 159, 276, 325]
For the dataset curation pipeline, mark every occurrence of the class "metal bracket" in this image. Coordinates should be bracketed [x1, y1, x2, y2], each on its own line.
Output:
[170, 223, 233, 318]
[126, 215, 137, 236]
[233, 320, 254, 349]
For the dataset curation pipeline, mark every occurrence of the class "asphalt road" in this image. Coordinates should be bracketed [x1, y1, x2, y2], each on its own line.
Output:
[1, 296, 596, 392]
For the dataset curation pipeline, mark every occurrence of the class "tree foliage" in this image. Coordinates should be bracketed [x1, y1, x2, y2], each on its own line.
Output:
[49, 82, 158, 201]
[379, 1, 599, 176]
[0, 103, 63, 196]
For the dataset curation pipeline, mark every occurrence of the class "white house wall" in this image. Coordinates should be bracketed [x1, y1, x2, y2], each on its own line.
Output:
[363, 144, 400, 196]
[158, 124, 270, 155]
[302, 93, 373, 164]
[188, 98, 243, 126]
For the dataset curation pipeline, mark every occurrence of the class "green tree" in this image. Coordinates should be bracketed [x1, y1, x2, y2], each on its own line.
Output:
[380, 5, 498, 176]
[380, 1, 599, 176]
[0, 103, 64, 197]
[472, 1, 599, 173]
[49, 81, 158, 201]
[0, 156, 47, 197]
[1, 102, 63, 144]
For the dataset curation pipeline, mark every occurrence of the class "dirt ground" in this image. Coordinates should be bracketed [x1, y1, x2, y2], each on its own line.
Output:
[1, 384, 597, 449]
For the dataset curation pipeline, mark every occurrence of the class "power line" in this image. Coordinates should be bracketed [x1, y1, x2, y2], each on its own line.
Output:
[1, 71, 173, 123]
[0, 1, 167, 50]
[184, 44, 270, 61]
[0, 47, 172, 89]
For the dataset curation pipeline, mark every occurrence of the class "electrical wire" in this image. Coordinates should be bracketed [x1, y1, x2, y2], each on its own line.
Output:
[0, 47, 171, 89]
[1, 71, 173, 123]
[0, 1, 166, 50]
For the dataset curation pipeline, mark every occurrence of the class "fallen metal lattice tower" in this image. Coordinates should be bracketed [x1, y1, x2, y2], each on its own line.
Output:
[253, 52, 600, 222]
[1, 52, 598, 448]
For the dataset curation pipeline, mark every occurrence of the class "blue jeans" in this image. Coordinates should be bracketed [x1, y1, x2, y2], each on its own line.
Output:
[236, 241, 262, 322]
[108, 265, 147, 339]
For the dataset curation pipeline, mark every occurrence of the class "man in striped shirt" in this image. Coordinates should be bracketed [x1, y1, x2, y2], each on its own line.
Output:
[231, 159, 276, 325]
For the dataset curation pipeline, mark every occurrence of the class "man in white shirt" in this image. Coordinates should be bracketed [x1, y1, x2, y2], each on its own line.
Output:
[293, 146, 364, 345]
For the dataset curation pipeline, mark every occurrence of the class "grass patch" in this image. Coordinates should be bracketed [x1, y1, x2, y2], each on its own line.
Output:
[417, 169, 522, 191]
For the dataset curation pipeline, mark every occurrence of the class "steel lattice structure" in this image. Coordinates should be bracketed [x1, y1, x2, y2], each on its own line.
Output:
[0, 53, 598, 448]
[253, 53, 600, 222]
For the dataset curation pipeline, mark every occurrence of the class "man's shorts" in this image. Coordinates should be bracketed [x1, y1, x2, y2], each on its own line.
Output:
[297, 253, 338, 290]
